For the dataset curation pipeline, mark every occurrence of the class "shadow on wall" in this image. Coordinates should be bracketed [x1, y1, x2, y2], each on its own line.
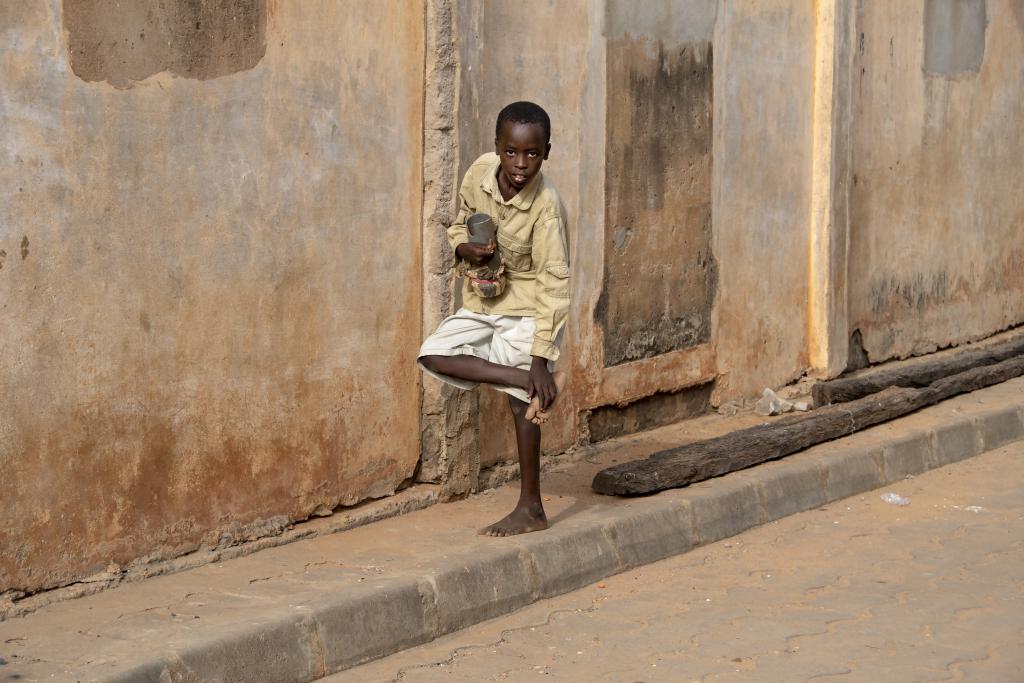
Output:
[63, 0, 267, 88]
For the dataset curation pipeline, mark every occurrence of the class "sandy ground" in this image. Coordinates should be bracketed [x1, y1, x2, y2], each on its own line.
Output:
[334, 442, 1024, 683]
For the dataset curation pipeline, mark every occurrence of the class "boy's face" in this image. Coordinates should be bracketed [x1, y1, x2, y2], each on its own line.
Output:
[494, 121, 550, 194]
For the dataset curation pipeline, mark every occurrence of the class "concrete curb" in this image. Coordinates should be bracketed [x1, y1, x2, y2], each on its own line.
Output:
[96, 402, 1024, 682]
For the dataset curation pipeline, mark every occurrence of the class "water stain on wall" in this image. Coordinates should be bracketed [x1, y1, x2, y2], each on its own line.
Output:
[599, 39, 717, 367]
[63, 0, 267, 88]
[869, 270, 952, 317]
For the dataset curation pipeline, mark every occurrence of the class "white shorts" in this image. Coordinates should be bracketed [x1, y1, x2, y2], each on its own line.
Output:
[418, 308, 557, 403]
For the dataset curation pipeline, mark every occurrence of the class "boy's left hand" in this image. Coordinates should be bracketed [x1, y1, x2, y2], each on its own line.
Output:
[528, 356, 557, 410]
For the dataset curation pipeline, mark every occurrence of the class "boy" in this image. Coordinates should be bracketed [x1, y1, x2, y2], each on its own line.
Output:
[418, 101, 570, 537]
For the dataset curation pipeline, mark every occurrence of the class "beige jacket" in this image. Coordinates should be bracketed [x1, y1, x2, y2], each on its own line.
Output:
[448, 153, 570, 360]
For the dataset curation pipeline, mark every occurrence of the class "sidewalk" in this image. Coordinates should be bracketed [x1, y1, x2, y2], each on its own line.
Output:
[333, 442, 1024, 682]
[1, 378, 1022, 682]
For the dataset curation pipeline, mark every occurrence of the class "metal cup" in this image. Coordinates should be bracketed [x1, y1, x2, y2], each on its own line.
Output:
[467, 213, 497, 243]
[466, 213, 501, 270]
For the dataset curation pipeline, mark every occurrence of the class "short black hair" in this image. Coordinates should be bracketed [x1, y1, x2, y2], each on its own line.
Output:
[496, 101, 551, 144]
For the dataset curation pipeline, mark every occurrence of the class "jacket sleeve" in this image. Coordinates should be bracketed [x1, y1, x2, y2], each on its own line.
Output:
[446, 169, 476, 260]
[530, 209, 570, 360]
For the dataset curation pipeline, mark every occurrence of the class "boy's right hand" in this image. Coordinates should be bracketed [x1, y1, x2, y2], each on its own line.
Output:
[456, 241, 496, 267]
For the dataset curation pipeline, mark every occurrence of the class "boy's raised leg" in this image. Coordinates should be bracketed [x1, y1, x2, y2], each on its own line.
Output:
[479, 396, 548, 536]
[420, 354, 530, 392]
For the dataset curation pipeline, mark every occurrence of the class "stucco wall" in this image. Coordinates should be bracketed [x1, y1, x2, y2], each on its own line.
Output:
[0, 1, 424, 595]
[711, 0, 817, 399]
[847, 0, 1024, 362]
[600, 16, 716, 368]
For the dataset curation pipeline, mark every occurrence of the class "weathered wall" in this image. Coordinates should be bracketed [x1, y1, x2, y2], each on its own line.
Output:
[584, 0, 720, 438]
[6, 0, 1022, 602]
[599, 34, 715, 368]
[847, 0, 1024, 361]
[417, 0, 476, 496]
[435, 0, 1024, 472]
[711, 0, 817, 399]
[0, 1, 424, 595]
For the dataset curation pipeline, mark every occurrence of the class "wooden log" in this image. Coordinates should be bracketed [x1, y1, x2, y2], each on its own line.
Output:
[812, 335, 1024, 407]
[592, 355, 1024, 496]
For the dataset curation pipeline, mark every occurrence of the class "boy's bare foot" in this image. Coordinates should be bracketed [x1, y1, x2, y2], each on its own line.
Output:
[478, 503, 548, 537]
[525, 371, 567, 425]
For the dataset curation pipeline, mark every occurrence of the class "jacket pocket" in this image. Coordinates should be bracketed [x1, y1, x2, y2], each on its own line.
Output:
[498, 234, 533, 272]
[543, 262, 570, 298]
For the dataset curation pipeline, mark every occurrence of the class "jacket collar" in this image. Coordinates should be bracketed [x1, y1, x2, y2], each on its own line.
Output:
[481, 157, 543, 210]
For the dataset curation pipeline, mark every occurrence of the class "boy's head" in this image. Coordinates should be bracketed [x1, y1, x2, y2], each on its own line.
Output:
[494, 101, 551, 194]
[495, 101, 551, 145]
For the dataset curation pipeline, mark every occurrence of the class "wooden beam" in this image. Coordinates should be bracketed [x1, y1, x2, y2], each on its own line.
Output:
[592, 355, 1024, 496]
[812, 336, 1024, 407]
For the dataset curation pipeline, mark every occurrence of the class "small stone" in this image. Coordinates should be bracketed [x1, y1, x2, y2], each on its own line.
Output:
[792, 401, 811, 412]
